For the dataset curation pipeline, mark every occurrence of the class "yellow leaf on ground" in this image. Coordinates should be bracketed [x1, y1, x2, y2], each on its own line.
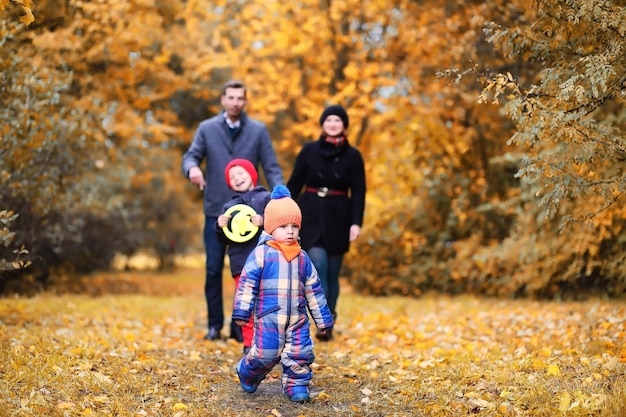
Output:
[172, 403, 187, 410]
[57, 402, 75, 409]
[547, 364, 561, 376]
[559, 392, 571, 412]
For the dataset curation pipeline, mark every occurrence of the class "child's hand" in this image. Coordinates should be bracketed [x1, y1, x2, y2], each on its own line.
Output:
[217, 214, 230, 227]
[235, 320, 248, 327]
[318, 328, 329, 336]
[250, 214, 263, 227]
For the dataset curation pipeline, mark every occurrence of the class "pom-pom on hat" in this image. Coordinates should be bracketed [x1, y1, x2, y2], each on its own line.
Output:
[264, 185, 302, 234]
[224, 158, 258, 188]
[319, 105, 349, 128]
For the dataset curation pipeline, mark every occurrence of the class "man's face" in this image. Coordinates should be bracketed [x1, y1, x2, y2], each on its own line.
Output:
[221, 87, 246, 121]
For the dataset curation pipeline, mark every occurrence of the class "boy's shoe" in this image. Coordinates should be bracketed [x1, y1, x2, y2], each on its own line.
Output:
[239, 379, 258, 394]
[285, 386, 310, 402]
[236, 363, 260, 393]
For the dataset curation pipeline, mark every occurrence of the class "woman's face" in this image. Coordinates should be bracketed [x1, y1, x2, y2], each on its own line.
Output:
[322, 115, 345, 137]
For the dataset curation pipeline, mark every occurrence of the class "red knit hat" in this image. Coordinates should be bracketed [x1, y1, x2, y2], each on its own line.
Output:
[224, 158, 258, 189]
[264, 185, 302, 234]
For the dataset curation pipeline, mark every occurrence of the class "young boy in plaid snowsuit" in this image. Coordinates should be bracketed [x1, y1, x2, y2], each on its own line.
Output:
[232, 185, 334, 402]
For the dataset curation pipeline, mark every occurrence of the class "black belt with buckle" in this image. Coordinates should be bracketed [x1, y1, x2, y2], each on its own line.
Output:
[305, 187, 348, 197]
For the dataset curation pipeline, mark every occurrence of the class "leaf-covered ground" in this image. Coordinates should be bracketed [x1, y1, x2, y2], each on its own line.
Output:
[1, 266, 625, 417]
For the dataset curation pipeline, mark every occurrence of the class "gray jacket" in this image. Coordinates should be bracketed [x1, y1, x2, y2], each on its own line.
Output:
[181, 112, 284, 216]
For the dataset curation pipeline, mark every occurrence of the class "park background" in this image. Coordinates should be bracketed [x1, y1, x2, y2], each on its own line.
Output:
[1, 1, 626, 416]
[2, 0, 625, 299]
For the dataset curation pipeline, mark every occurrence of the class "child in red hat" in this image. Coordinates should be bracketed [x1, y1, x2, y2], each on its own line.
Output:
[215, 158, 271, 352]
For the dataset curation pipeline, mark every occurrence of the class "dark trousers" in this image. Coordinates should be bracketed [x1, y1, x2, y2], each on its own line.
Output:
[307, 246, 343, 315]
[203, 215, 226, 330]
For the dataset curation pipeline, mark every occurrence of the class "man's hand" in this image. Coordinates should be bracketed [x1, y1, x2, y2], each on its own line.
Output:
[188, 166, 206, 190]
[235, 320, 248, 327]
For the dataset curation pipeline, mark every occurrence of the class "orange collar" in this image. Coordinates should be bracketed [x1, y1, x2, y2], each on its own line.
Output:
[266, 240, 301, 262]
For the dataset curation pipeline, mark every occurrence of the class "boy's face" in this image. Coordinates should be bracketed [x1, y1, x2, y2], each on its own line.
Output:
[228, 166, 254, 192]
[271, 223, 300, 244]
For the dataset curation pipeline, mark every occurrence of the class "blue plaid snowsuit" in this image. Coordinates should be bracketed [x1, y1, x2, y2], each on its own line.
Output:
[232, 232, 334, 396]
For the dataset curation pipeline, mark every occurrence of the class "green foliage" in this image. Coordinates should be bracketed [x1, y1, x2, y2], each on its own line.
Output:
[480, 0, 626, 221]
[470, 0, 626, 296]
[0, 210, 30, 274]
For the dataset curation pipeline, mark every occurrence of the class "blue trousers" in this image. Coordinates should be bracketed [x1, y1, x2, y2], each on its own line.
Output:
[307, 246, 343, 315]
[203, 215, 226, 330]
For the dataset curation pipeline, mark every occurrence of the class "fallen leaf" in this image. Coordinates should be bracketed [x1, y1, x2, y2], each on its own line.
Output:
[172, 403, 187, 410]
[469, 398, 494, 409]
[547, 364, 560, 376]
[559, 391, 571, 412]
[604, 356, 619, 370]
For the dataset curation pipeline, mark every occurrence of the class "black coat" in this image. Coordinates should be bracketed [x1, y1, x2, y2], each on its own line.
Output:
[287, 136, 366, 255]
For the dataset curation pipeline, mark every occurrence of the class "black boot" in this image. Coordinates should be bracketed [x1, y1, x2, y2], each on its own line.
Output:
[204, 327, 220, 341]
[230, 319, 244, 343]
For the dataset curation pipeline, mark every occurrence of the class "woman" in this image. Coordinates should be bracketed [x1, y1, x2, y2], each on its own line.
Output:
[287, 104, 366, 341]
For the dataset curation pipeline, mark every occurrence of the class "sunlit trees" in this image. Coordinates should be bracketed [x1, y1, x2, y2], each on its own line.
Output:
[2, 0, 624, 298]
[0, 0, 197, 283]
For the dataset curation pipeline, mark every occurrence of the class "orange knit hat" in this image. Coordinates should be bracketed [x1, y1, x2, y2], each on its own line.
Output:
[264, 185, 302, 234]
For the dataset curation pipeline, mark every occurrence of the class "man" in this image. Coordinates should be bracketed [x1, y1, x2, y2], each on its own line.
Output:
[182, 80, 284, 341]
